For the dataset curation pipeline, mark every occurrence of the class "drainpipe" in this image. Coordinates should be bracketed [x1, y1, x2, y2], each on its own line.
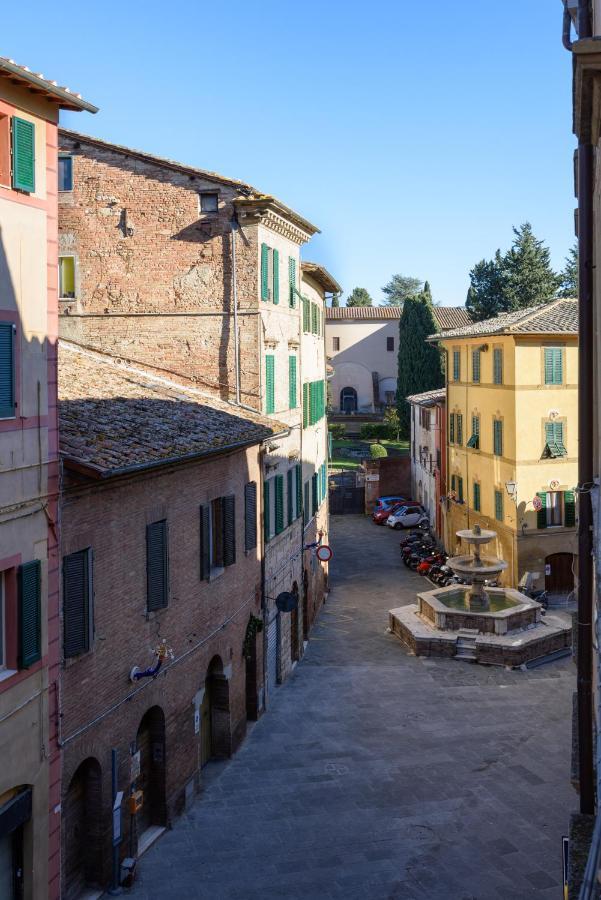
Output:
[576, 0, 595, 818]
[231, 214, 241, 406]
[442, 346, 451, 554]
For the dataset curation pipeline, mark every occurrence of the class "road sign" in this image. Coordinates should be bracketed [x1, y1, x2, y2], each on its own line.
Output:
[316, 545, 333, 562]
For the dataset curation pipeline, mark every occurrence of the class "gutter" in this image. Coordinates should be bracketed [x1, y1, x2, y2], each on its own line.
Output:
[0, 60, 98, 113]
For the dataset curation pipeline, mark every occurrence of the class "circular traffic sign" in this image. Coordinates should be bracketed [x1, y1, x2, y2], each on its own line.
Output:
[532, 497, 543, 511]
[316, 545, 333, 562]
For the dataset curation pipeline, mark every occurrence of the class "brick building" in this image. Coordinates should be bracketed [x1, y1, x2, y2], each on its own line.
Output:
[58, 342, 284, 897]
[0, 60, 95, 900]
[56, 130, 335, 695]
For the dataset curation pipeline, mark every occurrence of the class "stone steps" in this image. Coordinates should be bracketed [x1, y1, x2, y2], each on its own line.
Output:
[455, 630, 477, 662]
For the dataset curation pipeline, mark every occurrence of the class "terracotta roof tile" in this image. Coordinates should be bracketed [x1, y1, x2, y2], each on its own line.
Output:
[406, 388, 446, 405]
[429, 298, 578, 341]
[325, 305, 472, 331]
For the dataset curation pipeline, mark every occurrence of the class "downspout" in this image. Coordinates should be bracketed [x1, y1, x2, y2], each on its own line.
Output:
[442, 346, 451, 553]
[230, 214, 241, 406]
[576, 0, 595, 818]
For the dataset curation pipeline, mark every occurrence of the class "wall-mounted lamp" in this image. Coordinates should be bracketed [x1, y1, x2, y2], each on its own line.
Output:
[505, 481, 517, 500]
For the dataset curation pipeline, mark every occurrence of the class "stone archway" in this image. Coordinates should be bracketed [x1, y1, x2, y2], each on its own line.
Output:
[63, 758, 103, 900]
[135, 706, 166, 845]
[202, 656, 232, 764]
[340, 386, 358, 413]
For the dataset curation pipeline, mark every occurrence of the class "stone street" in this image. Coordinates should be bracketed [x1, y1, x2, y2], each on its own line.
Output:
[126, 515, 575, 900]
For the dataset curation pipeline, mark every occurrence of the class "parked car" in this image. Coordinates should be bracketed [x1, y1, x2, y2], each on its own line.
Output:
[387, 505, 429, 530]
[373, 495, 408, 511]
[372, 502, 404, 525]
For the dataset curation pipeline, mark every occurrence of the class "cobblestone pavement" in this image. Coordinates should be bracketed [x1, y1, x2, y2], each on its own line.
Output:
[126, 515, 575, 900]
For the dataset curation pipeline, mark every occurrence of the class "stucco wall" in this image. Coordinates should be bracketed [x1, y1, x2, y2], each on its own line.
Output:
[326, 319, 398, 411]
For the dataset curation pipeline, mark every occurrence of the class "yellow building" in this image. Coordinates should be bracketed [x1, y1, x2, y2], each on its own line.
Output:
[432, 298, 578, 595]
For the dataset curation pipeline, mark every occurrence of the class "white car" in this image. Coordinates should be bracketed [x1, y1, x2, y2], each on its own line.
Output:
[386, 505, 429, 530]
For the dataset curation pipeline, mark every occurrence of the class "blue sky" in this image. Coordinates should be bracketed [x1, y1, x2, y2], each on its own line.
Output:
[7, 0, 574, 306]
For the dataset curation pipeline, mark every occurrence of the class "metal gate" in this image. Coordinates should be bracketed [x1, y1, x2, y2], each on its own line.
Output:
[329, 475, 365, 514]
[265, 613, 279, 698]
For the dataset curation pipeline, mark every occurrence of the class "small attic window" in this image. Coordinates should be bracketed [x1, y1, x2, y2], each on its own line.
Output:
[199, 191, 218, 213]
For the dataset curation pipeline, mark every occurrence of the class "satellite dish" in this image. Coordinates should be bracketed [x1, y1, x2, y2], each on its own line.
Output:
[316, 545, 333, 562]
[275, 591, 298, 613]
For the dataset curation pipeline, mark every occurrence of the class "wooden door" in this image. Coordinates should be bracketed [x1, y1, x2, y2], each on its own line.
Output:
[64, 774, 85, 900]
[200, 687, 212, 767]
[290, 606, 299, 662]
[545, 553, 574, 594]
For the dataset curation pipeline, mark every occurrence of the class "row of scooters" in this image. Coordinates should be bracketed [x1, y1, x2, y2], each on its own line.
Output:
[399, 526, 499, 588]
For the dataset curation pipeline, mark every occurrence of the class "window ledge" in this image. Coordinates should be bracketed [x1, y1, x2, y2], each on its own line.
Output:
[209, 566, 224, 582]
[0, 668, 17, 684]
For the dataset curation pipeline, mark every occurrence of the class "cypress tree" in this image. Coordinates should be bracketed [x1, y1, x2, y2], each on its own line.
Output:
[396, 291, 443, 438]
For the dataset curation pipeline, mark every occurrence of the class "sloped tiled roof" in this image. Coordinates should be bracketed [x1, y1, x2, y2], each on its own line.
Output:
[428, 298, 578, 341]
[406, 388, 446, 406]
[301, 262, 342, 294]
[325, 305, 472, 331]
[59, 343, 286, 478]
[0, 57, 97, 112]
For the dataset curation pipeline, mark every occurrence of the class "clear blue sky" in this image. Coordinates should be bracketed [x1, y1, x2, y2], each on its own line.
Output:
[6, 0, 575, 306]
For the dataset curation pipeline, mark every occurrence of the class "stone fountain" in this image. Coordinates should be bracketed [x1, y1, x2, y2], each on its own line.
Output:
[388, 524, 571, 667]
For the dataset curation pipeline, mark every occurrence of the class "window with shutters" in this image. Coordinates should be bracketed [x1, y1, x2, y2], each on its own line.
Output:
[493, 348, 503, 384]
[456, 413, 463, 446]
[453, 350, 461, 382]
[210, 498, 225, 573]
[63, 549, 93, 658]
[288, 257, 296, 307]
[494, 489, 503, 522]
[274, 476, 284, 535]
[260, 244, 278, 302]
[311, 473, 318, 515]
[473, 482, 481, 512]
[467, 415, 480, 449]
[265, 355, 275, 414]
[18, 560, 41, 668]
[295, 464, 303, 520]
[244, 482, 257, 553]
[544, 347, 563, 385]
[287, 469, 293, 526]
[59, 256, 76, 299]
[537, 490, 576, 528]
[302, 382, 309, 428]
[58, 154, 73, 192]
[199, 191, 218, 213]
[472, 349, 480, 383]
[12, 117, 35, 193]
[449, 413, 455, 444]
[272, 248, 280, 304]
[387, 337, 394, 352]
[146, 521, 169, 611]
[493, 419, 503, 456]
[303, 298, 310, 332]
[457, 477, 464, 503]
[546, 491, 563, 527]
[332, 336, 340, 352]
[0, 322, 16, 419]
[451, 474, 457, 493]
[311, 304, 318, 334]
[303, 480, 310, 527]
[543, 421, 567, 458]
[289, 356, 297, 410]
[0, 115, 9, 187]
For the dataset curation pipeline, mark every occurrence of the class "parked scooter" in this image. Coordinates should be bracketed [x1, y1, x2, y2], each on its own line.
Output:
[417, 552, 447, 576]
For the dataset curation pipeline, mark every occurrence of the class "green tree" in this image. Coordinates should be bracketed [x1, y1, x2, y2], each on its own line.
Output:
[558, 243, 578, 298]
[383, 406, 401, 440]
[381, 274, 423, 307]
[396, 291, 443, 437]
[370, 443, 388, 459]
[502, 222, 559, 309]
[345, 287, 373, 307]
[328, 423, 346, 440]
[330, 292, 341, 308]
[465, 251, 507, 321]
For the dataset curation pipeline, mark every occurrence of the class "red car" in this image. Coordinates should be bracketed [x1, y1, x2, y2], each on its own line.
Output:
[372, 502, 404, 525]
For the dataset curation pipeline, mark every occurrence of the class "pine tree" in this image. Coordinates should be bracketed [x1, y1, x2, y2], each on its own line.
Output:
[345, 287, 373, 307]
[396, 291, 443, 437]
[558, 243, 578, 298]
[381, 274, 423, 307]
[465, 251, 507, 321]
[502, 222, 559, 309]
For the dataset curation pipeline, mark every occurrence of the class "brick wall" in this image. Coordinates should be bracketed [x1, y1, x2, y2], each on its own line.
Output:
[60, 446, 264, 894]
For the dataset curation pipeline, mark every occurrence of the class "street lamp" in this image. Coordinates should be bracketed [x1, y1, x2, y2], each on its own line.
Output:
[505, 481, 517, 500]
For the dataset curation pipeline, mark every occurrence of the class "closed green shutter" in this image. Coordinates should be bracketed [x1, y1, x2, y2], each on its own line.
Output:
[0, 322, 15, 419]
[564, 490, 576, 527]
[200, 505, 210, 579]
[494, 490, 503, 522]
[472, 349, 480, 383]
[303, 383, 309, 428]
[458, 477, 464, 503]
[223, 495, 236, 567]
[449, 414, 455, 444]
[451, 474, 456, 493]
[304, 481, 310, 526]
[18, 560, 41, 669]
[296, 464, 303, 518]
[311, 473, 318, 515]
[544, 347, 563, 385]
[275, 475, 284, 534]
[289, 257, 296, 307]
[287, 468, 293, 525]
[289, 356, 297, 409]
[536, 492, 547, 529]
[456, 414, 463, 446]
[309, 382, 315, 425]
[473, 482, 480, 512]
[493, 420, 503, 456]
[244, 482, 257, 552]
[303, 298, 309, 332]
[493, 348, 503, 384]
[272, 248, 279, 304]
[147, 521, 169, 610]
[453, 350, 460, 381]
[265, 355, 275, 414]
[63, 550, 92, 658]
[12, 117, 35, 193]
[264, 480, 271, 542]
[260, 244, 269, 300]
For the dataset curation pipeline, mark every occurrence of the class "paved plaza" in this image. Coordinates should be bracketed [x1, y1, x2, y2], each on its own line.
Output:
[126, 516, 575, 899]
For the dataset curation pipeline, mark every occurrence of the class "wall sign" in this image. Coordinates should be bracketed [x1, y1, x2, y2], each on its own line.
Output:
[130, 750, 140, 782]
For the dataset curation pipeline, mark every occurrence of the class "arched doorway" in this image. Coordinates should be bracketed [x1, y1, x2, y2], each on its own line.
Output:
[201, 656, 231, 766]
[545, 552, 575, 597]
[290, 582, 300, 663]
[135, 707, 166, 844]
[302, 570, 310, 640]
[340, 386, 357, 414]
[63, 759, 103, 900]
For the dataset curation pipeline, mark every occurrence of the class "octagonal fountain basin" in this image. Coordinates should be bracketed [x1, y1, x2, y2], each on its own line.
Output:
[437, 588, 517, 614]
[417, 585, 541, 636]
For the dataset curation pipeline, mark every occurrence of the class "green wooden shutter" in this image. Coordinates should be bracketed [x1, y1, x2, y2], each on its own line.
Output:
[493, 348, 503, 384]
[12, 117, 35, 193]
[494, 490, 503, 522]
[275, 475, 284, 534]
[265, 355, 275, 414]
[287, 468, 293, 525]
[472, 349, 480, 383]
[272, 248, 279, 304]
[289, 356, 297, 409]
[264, 480, 271, 542]
[63, 550, 91, 658]
[473, 482, 480, 512]
[564, 490, 576, 527]
[244, 482, 257, 552]
[260, 244, 269, 300]
[493, 420, 503, 456]
[536, 492, 547, 529]
[304, 481, 310, 526]
[458, 477, 464, 502]
[451, 474, 456, 492]
[199, 505, 210, 579]
[147, 521, 169, 610]
[18, 560, 41, 668]
[449, 414, 455, 444]
[311, 473, 318, 515]
[289, 257, 296, 307]
[0, 322, 15, 419]
[303, 383, 309, 428]
[453, 350, 460, 381]
[456, 414, 463, 446]
[544, 348, 563, 385]
[296, 464, 303, 519]
[303, 298, 309, 332]
[223, 495, 236, 567]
